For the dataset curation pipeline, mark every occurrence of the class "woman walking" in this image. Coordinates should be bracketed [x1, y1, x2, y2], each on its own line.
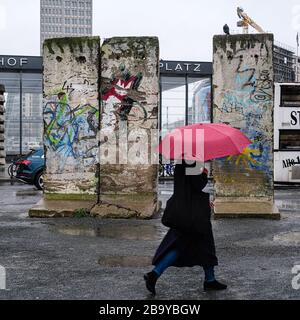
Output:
[144, 160, 227, 295]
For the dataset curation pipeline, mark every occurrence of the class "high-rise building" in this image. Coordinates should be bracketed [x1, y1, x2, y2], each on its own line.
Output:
[293, 55, 300, 83]
[40, 0, 93, 53]
[273, 43, 295, 83]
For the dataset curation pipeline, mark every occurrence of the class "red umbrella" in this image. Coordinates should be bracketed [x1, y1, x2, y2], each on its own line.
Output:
[158, 123, 252, 162]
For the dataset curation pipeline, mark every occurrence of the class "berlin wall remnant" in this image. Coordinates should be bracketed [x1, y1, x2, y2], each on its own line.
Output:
[212, 34, 279, 218]
[90, 37, 160, 218]
[43, 37, 100, 200]
[0, 84, 5, 167]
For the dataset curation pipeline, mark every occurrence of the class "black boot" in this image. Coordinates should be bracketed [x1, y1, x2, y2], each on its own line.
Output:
[144, 271, 159, 295]
[204, 280, 227, 291]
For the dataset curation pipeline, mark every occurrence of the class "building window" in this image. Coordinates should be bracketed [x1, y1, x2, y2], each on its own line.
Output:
[281, 86, 300, 107]
[280, 130, 300, 150]
[161, 77, 186, 136]
[72, 18, 77, 24]
[72, 9, 77, 15]
[72, 27, 77, 33]
[188, 78, 211, 124]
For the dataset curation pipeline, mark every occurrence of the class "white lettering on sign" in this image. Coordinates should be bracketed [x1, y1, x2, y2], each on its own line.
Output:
[194, 64, 201, 72]
[165, 63, 172, 71]
[7, 58, 17, 66]
[160, 62, 203, 73]
[175, 63, 183, 71]
[20, 58, 28, 66]
[0, 57, 29, 68]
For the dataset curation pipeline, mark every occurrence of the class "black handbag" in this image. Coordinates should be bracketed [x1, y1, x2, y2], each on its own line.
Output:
[161, 194, 194, 232]
[162, 192, 211, 234]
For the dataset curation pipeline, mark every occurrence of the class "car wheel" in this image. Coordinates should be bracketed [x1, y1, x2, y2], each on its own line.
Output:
[34, 171, 44, 190]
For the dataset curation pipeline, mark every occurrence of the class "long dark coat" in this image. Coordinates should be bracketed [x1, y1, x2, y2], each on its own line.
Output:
[153, 162, 218, 267]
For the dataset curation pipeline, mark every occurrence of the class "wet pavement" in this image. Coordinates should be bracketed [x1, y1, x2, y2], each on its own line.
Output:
[0, 180, 299, 300]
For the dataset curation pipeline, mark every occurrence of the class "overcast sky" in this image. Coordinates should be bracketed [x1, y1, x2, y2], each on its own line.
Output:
[1, 0, 300, 60]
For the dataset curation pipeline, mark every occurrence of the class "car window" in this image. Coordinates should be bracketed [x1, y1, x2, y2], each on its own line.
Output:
[31, 149, 44, 158]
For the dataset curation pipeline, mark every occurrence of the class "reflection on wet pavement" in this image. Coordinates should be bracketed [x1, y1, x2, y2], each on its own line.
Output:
[54, 224, 162, 240]
[275, 199, 300, 211]
[273, 231, 300, 245]
[98, 255, 152, 267]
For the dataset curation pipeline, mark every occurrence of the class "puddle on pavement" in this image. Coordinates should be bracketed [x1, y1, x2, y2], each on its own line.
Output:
[273, 232, 300, 245]
[98, 255, 152, 267]
[54, 224, 162, 240]
[275, 200, 300, 212]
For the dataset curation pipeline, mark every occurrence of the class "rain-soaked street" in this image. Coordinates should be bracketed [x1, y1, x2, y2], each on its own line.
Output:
[0, 180, 299, 300]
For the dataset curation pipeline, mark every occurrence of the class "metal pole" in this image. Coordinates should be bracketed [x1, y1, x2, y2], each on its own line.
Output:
[296, 33, 299, 82]
[166, 106, 168, 130]
[185, 75, 188, 125]
[19, 71, 23, 156]
[159, 77, 162, 135]
[297, 45, 299, 82]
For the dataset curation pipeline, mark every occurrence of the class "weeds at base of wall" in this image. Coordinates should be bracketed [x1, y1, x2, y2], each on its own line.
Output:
[73, 208, 90, 218]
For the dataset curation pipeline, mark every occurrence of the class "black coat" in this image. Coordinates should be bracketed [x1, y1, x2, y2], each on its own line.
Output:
[153, 162, 218, 267]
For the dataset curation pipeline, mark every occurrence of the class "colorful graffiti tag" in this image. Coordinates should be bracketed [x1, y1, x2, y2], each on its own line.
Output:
[216, 50, 273, 177]
[44, 88, 99, 172]
[101, 65, 157, 134]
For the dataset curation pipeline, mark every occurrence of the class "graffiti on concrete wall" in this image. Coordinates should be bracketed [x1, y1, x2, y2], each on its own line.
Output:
[215, 48, 273, 177]
[101, 65, 157, 134]
[44, 83, 99, 172]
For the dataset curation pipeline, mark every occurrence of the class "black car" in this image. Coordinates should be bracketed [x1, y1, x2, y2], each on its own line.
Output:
[14, 148, 45, 190]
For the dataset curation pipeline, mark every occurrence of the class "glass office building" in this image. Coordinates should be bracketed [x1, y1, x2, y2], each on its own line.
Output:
[40, 0, 93, 53]
[159, 60, 212, 138]
[0, 56, 213, 157]
[0, 56, 43, 156]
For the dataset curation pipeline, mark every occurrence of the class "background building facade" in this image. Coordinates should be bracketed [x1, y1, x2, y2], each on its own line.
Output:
[0, 56, 43, 156]
[159, 60, 212, 138]
[0, 56, 213, 159]
[274, 43, 295, 83]
[40, 0, 93, 53]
